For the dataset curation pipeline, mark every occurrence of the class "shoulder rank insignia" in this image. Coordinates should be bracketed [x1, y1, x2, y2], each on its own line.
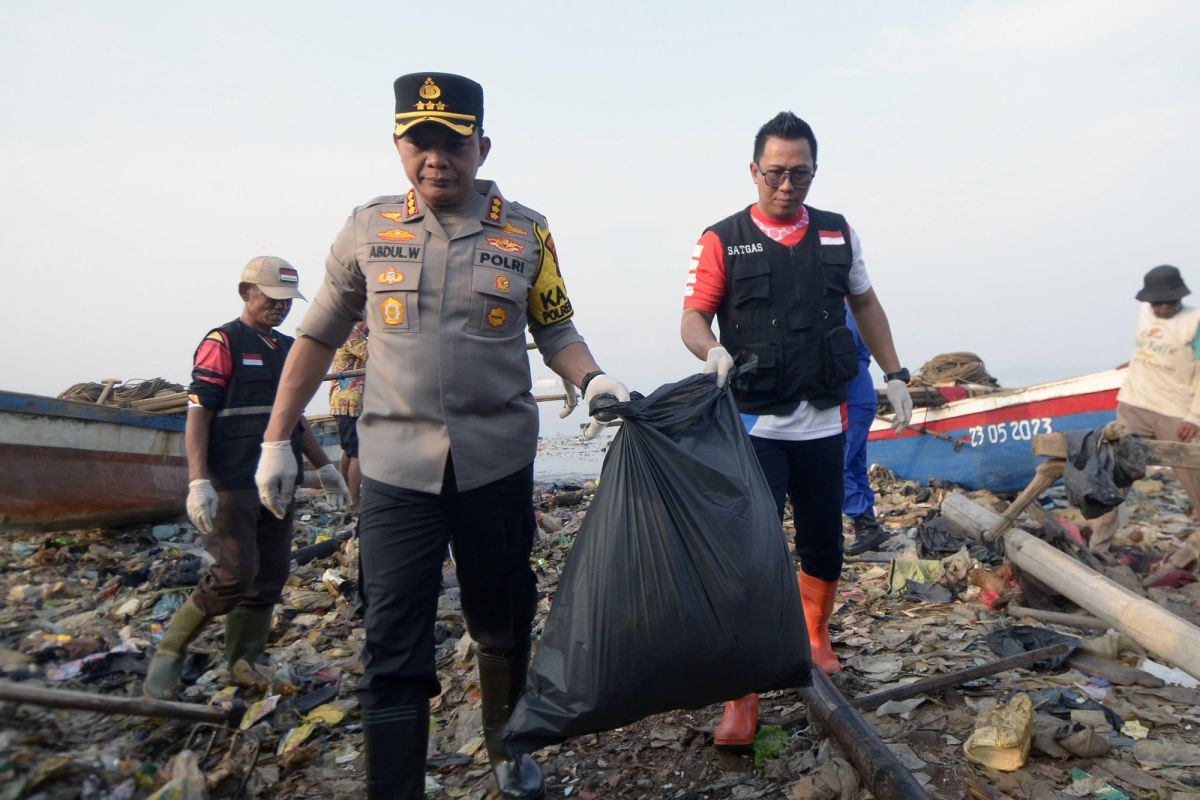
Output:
[486, 195, 503, 223]
[378, 228, 416, 242]
[378, 267, 405, 285]
[499, 220, 528, 236]
[487, 236, 524, 253]
[405, 189, 419, 219]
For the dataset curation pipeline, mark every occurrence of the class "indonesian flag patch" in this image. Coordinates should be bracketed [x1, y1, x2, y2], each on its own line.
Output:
[243, 354, 264, 367]
[818, 230, 845, 246]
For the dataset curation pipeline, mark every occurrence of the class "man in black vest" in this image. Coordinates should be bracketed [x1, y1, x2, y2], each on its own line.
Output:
[144, 256, 350, 699]
[680, 112, 913, 749]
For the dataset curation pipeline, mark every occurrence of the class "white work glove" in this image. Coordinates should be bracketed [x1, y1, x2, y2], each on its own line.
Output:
[186, 479, 218, 534]
[886, 379, 914, 433]
[558, 378, 579, 419]
[316, 463, 352, 510]
[582, 373, 631, 440]
[256, 440, 298, 520]
[702, 345, 734, 388]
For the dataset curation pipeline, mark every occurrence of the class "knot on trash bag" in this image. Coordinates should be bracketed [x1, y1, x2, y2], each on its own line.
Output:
[1062, 426, 1147, 519]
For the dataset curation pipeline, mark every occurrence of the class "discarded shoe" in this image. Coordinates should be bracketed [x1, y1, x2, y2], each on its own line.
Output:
[845, 516, 889, 556]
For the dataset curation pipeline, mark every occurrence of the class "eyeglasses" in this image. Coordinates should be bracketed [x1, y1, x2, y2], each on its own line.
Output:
[756, 165, 815, 188]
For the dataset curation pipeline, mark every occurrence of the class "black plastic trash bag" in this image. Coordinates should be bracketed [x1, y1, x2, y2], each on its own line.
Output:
[504, 374, 810, 754]
[984, 625, 1079, 670]
[1064, 427, 1147, 519]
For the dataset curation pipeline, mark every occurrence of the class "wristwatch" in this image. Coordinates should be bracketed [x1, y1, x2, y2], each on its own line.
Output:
[883, 368, 910, 384]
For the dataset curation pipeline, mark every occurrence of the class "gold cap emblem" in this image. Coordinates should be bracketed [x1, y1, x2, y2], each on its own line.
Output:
[418, 77, 442, 100]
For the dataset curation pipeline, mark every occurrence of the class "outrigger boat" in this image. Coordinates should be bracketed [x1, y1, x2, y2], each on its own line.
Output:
[867, 369, 1123, 493]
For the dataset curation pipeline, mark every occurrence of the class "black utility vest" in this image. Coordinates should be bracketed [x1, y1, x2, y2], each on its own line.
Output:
[205, 319, 303, 490]
[711, 205, 860, 415]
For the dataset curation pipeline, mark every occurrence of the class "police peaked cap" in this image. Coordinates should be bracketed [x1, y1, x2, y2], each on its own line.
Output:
[394, 72, 484, 137]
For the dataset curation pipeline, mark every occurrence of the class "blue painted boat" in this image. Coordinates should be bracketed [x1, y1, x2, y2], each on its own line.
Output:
[867, 369, 1123, 493]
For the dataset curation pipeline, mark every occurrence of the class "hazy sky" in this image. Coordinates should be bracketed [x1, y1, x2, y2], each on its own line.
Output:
[2, 1, 1197, 435]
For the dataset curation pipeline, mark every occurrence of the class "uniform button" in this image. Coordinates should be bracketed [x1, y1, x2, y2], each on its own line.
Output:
[771, 318, 778, 327]
[821, 310, 829, 319]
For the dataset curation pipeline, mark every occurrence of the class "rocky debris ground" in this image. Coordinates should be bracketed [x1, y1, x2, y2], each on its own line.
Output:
[2, 455, 1200, 799]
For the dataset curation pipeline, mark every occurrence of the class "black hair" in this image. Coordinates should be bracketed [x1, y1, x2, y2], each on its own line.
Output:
[753, 112, 817, 163]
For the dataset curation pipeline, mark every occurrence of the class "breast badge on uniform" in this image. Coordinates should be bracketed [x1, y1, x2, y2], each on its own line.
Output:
[378, 228, 417, 242]
[378, 267, 405, 285]
[487, 306, 507, 328]
[486, 236, 524, 253]
[499, 220, 528, 236]
[378, 211, 405, 223]
[494, 274, 511, 293]
[381, 297, 405, 326]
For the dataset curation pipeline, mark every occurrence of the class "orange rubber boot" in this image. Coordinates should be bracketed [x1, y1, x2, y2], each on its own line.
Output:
[798, 572, 841, 673]
[713, 693, 758, 750]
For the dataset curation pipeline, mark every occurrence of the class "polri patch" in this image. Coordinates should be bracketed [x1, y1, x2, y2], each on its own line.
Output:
[494, 274, 511, 293]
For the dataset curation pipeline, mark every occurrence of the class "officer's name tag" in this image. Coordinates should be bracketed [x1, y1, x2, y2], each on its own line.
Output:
[367, 244, 422, 262]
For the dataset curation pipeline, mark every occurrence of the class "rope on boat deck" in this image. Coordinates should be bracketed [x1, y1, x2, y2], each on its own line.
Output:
[58, 377, 186, 406]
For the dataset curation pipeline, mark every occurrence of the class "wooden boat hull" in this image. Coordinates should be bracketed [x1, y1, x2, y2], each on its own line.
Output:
[0, 391, 187, 531]
[867, 369, 1122, 493]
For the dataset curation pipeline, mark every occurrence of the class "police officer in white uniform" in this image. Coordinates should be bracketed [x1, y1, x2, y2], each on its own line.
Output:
[255, 73, 628, 800]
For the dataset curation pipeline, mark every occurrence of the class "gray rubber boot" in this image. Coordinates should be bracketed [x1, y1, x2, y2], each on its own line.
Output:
[143, 595, 208, 699]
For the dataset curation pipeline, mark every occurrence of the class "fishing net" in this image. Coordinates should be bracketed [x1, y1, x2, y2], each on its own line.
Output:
[58, 378, 185, 406]
[915, 352, 1000, 388]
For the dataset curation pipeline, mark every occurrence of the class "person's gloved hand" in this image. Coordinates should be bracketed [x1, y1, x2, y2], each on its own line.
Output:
[316, 463, 352, 510]
[186, 479, 218, 534]
[886, 379, 914, 433]
[256, 441, 298, 520]
[703, 345, 734, 388]
[558, 378, 579, 419]
[582, 373, 630, 440]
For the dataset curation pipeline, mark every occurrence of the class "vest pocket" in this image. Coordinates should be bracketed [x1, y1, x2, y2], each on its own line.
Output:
[732, 343, 779, 396]
[824, 326, 859, 385]
[819, 247, 851, 295]
[731, 258, 772, 307]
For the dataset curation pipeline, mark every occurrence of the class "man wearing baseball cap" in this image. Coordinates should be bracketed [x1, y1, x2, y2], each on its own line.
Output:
[256, 73, 628, 799]
[144, 257, 349, 699]
[1090, 265, 1200, 552]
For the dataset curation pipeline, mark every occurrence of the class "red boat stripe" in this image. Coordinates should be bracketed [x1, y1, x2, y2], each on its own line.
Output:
[868, 389, 1118, 441]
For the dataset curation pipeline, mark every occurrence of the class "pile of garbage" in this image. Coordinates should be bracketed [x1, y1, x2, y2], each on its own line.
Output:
[2, 463, 1199, 798]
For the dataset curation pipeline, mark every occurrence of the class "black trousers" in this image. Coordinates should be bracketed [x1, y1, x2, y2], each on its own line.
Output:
[750, 433, 845, 582]
[356, 461, 538, 712]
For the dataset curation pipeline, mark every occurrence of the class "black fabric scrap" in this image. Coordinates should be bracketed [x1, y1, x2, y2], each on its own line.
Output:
[985, 625, 1080, 670]
[1063, 427, 1147, 519]
[1026, 687, 1123, 731]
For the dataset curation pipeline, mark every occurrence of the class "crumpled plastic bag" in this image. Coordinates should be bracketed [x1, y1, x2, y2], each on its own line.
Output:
[963, 693, 1035, 771]
[147, 750, 207, 800]
[985, 625, 1080, 670]
[1063, 427, 1147, 519]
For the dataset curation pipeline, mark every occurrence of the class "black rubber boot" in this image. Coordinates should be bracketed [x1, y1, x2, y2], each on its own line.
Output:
[363, 703, 429, 800]
[477, 648, 545, 800]
[846, 514, 889, 556]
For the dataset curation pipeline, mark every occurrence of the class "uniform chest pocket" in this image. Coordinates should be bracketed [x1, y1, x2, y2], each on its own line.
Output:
[730, 258, 772, 307]
[819, 246, 851, 296]
[468, 266, 526, 337]
[366, 263, 422, 333]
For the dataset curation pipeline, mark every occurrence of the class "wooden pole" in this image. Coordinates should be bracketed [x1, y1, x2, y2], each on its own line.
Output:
[0, 680, 240, 725]
[942, 493, 1200, 681]
[983, 460, 1065, 543]
[1005, 605, 1108, 631]
[850, 643, 1072, 712]
[798, 670, 933, 800]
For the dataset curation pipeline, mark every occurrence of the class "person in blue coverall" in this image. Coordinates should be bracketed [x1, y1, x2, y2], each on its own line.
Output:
[843, 309, 890, 554]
